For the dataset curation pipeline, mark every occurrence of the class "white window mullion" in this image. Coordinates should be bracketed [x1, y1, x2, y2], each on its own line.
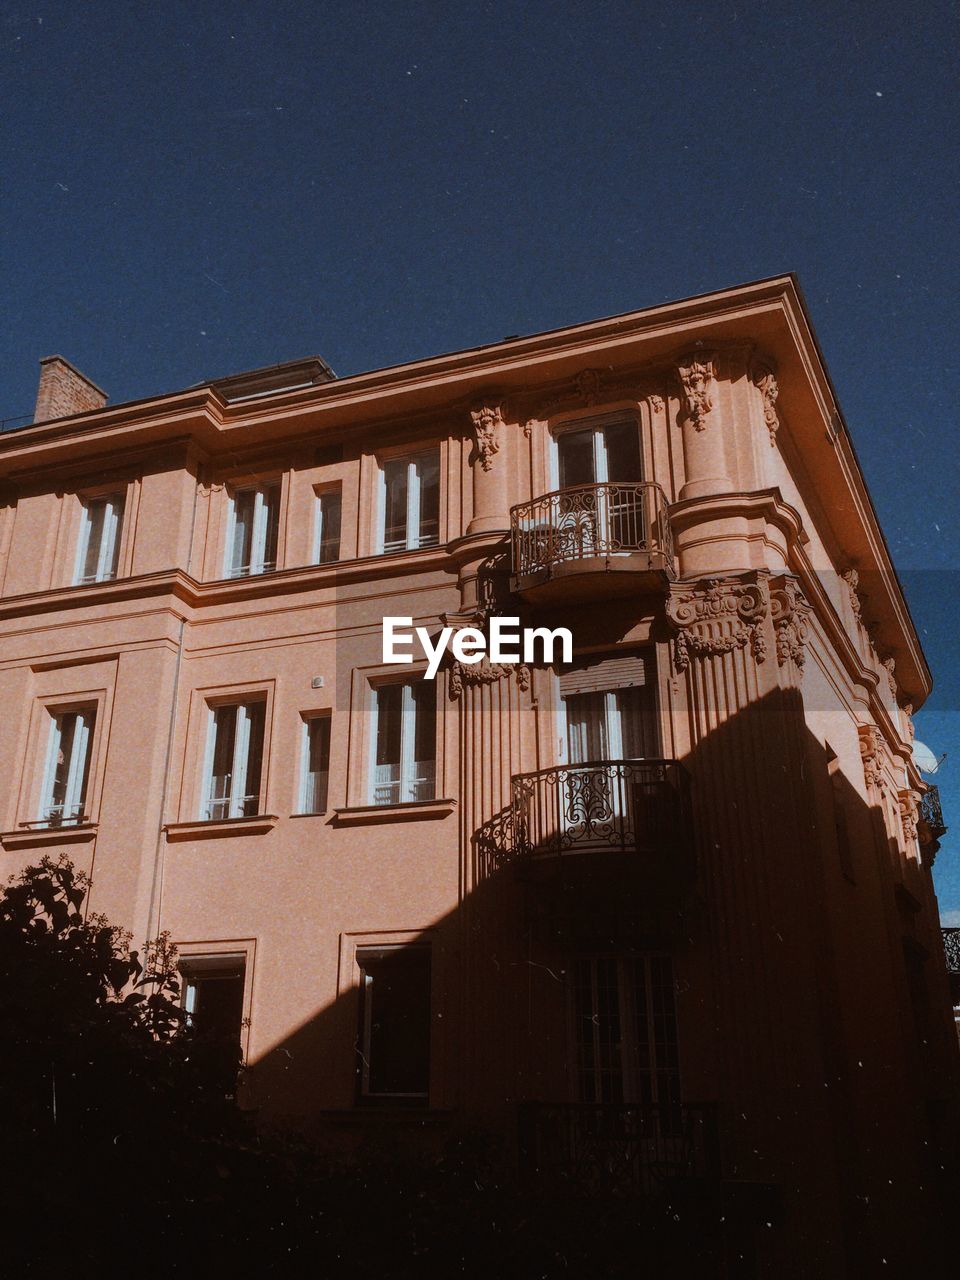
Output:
[74, 511, 93, 584]
[399, 683, 416, 802]
[230, 704, 252, 818]
[299, 719, 311, 813]
[96, 500, 118, 581]
[224, 496, 238, 577]
[62, 711, 90, 822]
[250, 490, 268, 574]
[406, 459, 421, 550]
[202, 708, 218, 818]
[40, 717, 62, 825]
[376, 468, 387, 554]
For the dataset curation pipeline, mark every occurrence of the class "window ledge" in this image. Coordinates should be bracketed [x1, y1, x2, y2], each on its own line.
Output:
[333, 798, 456, 826]
[1, 823, 98, 851]
[164, 815, 279, 841]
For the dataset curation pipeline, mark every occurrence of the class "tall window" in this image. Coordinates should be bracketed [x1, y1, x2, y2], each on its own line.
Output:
[558, 652, 658, 764]
[314, 487, 342, 564]
[74, 495, 124, 584]
[556, 420, 642, 488]
[572, 955, 680, 1107]
[371, 680, 436, 805]
[378, 452, 440, 553]
[39, 707, 96, 826]
[202, 700, 266, 820]
[179, 955, 246, 1097]
[225, 484, 280, 578]
[356, 945, 431, 1101]
[299, 715, 331, 814]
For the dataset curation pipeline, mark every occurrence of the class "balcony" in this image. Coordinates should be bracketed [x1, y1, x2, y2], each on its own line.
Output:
[519, 1102, 719, 1196]
[510, 481, 675, 602]
[919, 785, 947, 847]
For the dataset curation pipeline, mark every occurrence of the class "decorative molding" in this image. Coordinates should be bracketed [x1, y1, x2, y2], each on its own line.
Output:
[898, 788, 920, 844]
[770, 575, 810, 668]
[842, 567, 862, 623]
[902, 702, 916, 742]
[883, 656, 898, 698]
[858, 724, 884, 792]
[648, 394, 664, 414]
[449, 654, 530, 699]
[575, 368, 603, 405]
[469, 403, 504, 472]
[752, 362, 780, 447]
[676, 352, 717, 432]
[666, 575, 768, 672]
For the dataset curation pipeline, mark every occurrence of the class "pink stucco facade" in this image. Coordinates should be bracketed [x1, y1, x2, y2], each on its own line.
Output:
[0, 277, 955, 1274]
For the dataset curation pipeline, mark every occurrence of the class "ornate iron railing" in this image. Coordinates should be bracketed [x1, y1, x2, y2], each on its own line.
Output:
[510, 481, 674, 580]
[519, 1101, 719, 1195]
[511, 759, 689, 859]
[920, 786, 947, 843]
[943, 928, 960, 976]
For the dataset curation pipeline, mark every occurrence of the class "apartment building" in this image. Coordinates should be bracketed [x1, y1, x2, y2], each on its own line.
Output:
[0, 277, 955, 1275]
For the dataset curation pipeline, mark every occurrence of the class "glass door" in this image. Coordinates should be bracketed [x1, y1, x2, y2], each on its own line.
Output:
[556, 423, 642, 555]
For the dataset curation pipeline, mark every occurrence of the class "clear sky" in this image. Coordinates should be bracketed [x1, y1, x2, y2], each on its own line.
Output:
[1, 2, 958, 911]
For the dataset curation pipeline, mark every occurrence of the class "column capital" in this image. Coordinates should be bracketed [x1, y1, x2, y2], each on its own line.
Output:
[666, 573, 769, 671]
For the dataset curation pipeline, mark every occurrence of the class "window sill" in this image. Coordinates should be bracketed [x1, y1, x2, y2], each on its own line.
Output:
[1, 823, 98, 851]
[164, 814, 279, 841]
[332, 798, 456, 826]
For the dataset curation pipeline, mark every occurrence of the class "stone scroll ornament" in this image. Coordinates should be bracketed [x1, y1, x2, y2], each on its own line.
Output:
[448, 652, 531, 700]
[469, 404, 504, 472]
[858, 724, 885, 792]
[769, 576, 810, 668]
[666, 576, 769, 672]
[898, 789, 920, 844]
[752, 362, 780, 447]
[676, 353, 717, 431]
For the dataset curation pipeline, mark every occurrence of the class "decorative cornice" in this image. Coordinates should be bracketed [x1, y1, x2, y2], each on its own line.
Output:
[898, 788, 920, 844]
[769, 575, 810, 668]
[858, 724, 884, 792]
[448, 654, 531, 699]
[752, 362, 780, 447]
[666, 575, 768, 672]
[842, 567, 862, 623]
[469, 403, 504, 471]
[676, 352, 717, 431]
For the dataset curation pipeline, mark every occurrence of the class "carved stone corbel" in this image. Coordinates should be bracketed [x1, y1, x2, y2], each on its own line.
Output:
[469, 404, 504, 472]
[842, 568, 863, 624]
[676, 352, 717, 431]
[898, 788, 920, 844]
[902, 702, 916, 742]
[666, 575, 769, 672]
[575, 368, 602, 405]
[769, 576, 810, 668]
[752, 361, 780, 447]
[448, 653, 531, 700]
[883, 657, 898, 698]
[858, 725, 885, 793]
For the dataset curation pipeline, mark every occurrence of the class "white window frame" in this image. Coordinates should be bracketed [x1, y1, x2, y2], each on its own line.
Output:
[38, 706, 95, 826]
[368, 680, 436, 806]
[201, 700, 265, 820]
[375, 451, 439, 554]
[549, 418, 643, 491]
[74, 495, 123, 585]
[224, 483, 279, 578]
[298, 714, 331, 814]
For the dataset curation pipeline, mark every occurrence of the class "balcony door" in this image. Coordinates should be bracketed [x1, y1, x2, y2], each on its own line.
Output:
[554, 421, 643, 557]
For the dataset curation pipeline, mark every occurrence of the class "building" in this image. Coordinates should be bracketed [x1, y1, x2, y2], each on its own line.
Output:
[0, 276, 955, 1274]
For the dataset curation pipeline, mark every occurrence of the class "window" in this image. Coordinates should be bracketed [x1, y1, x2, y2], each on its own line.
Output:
[356, 946, 431, 1101]
[299, 715, 331, 814]
[314, 487, 342, 564]
[378, 451, 440, 553]
[179, 954, 246, 1097]
[202, 700, 266, 820]
[370, 680, 436, 805]
[74, 495, 123, 584]
[556, 420, 642, 488]
[572, 955, 680, 1107]
[225, 483, 280, 577]
[558, 653, 658, 764]
[39, 706, 96, 826]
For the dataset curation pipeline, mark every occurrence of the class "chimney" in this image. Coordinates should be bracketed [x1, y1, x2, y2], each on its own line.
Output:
[34, 356, 107, 424]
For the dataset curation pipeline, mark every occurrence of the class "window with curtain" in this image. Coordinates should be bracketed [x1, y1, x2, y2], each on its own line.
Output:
[202, 699, 266, 820]
[225, 483, 280, 577]
[378, 452, 440, 553]
[299, 715, 331, 814]
[39, 706, 96, 826]
[75, 495, 124, 584]
[371, 680, 436, 805]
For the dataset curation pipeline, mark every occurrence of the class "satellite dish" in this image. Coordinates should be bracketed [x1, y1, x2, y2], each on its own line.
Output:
[912, 740, 940, 774]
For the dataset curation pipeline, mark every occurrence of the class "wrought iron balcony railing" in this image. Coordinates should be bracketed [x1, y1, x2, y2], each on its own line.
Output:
[510, 481, 674, 581]
[519, 1101, 719, 1195]
[920, 786, 947, 844]
[511, 758, 690, 859]
[943, 928, 960, 977]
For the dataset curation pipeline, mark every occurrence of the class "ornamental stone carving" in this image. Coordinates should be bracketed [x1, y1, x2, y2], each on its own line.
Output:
[676, 353, 717, 431]
[469, 404, 504, 471]
[842, 568, 863, 623]
[858, 724, 884, 792]
[448, 653, 530, 700]
[752, 363, 780, 447]
[575, 368, 603, 405]
[902, 702, 916, 742]
[648, 394, 664, 414]
[883, 656, 898, 698]
[666, 576, 769, 672]
[898, 788, 920, 844]
[770, 576, 810, 668]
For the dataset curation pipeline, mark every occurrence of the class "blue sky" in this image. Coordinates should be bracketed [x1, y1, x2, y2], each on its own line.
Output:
[1, 1, 958, 912]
